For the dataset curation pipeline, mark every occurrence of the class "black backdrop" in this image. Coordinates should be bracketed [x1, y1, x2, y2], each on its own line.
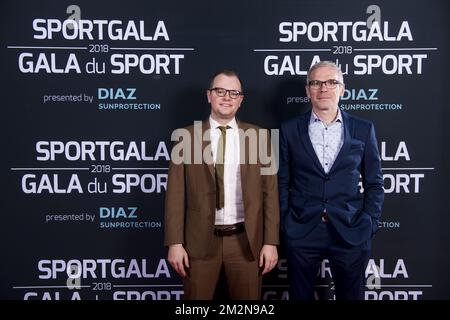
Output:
[1, 0, 449, 300]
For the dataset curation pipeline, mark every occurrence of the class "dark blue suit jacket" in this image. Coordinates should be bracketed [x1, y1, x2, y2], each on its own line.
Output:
[279, 110, 384, 246]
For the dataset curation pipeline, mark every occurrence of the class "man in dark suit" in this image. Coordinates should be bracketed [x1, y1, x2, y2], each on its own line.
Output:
[165, 70, 279, 299]
[279, 61, 384, 300]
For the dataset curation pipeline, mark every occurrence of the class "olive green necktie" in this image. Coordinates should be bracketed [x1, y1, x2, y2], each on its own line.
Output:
[215, 126, 229, 209]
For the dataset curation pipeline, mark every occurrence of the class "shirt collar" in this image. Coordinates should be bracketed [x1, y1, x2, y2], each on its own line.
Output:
[209, 116, 237, 130]
[310, 109, 343, 125]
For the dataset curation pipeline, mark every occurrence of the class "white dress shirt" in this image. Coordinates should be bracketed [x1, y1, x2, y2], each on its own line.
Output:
[209, 116, 245, 225]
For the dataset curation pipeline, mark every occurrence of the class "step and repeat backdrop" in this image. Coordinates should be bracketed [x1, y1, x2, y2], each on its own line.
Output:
[1, 0, 449, 300]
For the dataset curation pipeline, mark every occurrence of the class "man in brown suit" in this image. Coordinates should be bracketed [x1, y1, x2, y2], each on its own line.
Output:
[164, 70, 280, 299]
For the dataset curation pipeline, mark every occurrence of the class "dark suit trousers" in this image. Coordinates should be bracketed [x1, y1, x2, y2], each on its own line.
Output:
[183, 230, 261, 299]
[286, 220, 371, 300]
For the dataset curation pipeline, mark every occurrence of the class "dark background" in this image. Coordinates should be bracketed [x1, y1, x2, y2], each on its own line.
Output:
[1, 0, 449, 300]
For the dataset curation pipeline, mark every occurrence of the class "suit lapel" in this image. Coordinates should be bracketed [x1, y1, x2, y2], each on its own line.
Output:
[329, 110, 352, 174]
[237, 119, 248, 188]
[298, 111, 326, 175]
[201, 120, 215, 180]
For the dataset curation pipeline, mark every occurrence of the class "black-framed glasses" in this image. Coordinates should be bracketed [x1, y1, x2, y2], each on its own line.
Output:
[308, 79, 341, 90]
[209, 87, 243, 99]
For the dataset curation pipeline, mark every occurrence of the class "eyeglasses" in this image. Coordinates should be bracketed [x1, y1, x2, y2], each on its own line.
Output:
[308, 79, 342, 90]
[209, 87, 243, 99]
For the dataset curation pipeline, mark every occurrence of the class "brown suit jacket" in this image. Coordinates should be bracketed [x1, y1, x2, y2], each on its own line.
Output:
[164, 119, 280, 259]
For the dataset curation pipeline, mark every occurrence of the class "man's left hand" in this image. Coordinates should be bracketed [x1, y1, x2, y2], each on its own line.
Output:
[259, 244, 278, 275]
